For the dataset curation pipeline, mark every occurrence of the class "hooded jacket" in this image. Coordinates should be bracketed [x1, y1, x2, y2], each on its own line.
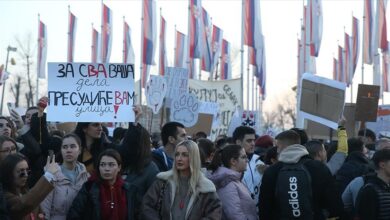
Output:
[209, 167, 257, 220]
[142, 170, 222, 220]
[259, 144, 343, 220]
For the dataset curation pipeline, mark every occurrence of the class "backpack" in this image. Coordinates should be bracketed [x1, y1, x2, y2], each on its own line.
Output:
[275, 159, 313, 219]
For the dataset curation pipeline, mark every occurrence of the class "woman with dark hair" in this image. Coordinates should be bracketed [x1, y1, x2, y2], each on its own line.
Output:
[142, 140, 221, 220]
[208, 144, 257, 220]
[0, 153, 59, 220]
[118, 123, 159, 217]
[0, 136, 18, 161]
[67, 149, 138, 220]
[74, 122, 112, 174]
[0, 117, 16, 139]
[40, 134, 89, 220]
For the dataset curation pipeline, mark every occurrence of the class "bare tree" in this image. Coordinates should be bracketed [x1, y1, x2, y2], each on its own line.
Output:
[263, 90, 297, 131]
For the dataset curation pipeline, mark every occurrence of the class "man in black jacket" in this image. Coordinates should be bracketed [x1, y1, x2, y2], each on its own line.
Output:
[259, 130, 343, 220]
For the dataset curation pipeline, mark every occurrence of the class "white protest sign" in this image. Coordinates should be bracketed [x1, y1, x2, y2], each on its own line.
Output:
[227, 106, 242, 136]
[198, 101, 220, 128]
[165, 67, 188, 105]
[146, 75, 167, 114]
[47, 63, 135, 122]
[170, 92, 199, 127]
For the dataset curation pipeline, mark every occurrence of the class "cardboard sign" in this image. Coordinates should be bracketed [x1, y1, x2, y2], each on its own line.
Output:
[146, 75, 167, 114]
[165, 67, 189, 105]
[299, 73, 346, 129]
[186, 113, 213, 136]
[355, 84, 380, 122]
[47, 63, 135, 122]
[198, 101, 220, 128]
[170, 92, 199, 127]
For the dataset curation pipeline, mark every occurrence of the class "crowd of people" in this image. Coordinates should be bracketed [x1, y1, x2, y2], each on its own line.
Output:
[0, 99, 389, 220]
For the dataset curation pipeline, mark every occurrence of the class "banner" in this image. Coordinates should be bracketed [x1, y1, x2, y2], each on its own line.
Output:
[47, 63, 135, 122]
[189, 78, 242, 138]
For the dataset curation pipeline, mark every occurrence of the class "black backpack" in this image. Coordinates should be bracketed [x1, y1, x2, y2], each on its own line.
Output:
[275, 159, 313, 219]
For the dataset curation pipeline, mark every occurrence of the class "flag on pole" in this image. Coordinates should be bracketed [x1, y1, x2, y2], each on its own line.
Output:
[189, 0, 203, 58]
[101, 3, 113, 63]
[309, 0, 323, 57]
[159, 15, 167, 75]
[338, 45, 344, 82]
[344, 33, 351, 84]
[67, 10, 77, 62]
[220, 39, 232, 80]
[123, 21, 135, 64]
[91, 27, 100, 63]
[201, 7, 212, 71]
[37, 19, 47, 79]
[175, 30, 187, 68]
[256, 36, 266, 99]
[244, 0, 262, 48]
[351, 16, 360, 78]
[376, 0, 388, 52]
[210, 25, 223, 73]
[382, 44, 390, 91]
[363, 0, 374, 64]
[142, 0, 157, 87]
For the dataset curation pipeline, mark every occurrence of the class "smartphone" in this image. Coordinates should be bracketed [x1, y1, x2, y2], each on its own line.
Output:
[7, 102, 15, 114]
[48, 150, 54, 161]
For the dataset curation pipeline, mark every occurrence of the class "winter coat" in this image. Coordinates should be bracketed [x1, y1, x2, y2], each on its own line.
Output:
[66, 178, 138, 220]
[335, 151, 373, 193]
[326, 128, 348, 175]
[209, 166, 257, 220]
[242, 153, 263, 208]
[259, 144, 343, 220]
[40, 162, 89, 220]
[141, 170, 222, 220]
[4, 176, 54, 220]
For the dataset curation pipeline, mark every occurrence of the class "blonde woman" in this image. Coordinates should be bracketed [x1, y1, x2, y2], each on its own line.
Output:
[142, 140, 222, 220]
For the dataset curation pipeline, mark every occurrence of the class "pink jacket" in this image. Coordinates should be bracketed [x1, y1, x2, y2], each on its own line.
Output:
[40, 163, 89, 220]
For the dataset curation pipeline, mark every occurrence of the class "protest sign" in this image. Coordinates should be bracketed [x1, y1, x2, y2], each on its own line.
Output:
[227, 106, 242, 137]
[189, 78, 242, 139]
[146, 75, 167, 114]
[170, 92, 199, 127]
[47, 63, 135, 122]
[355, 84, 380, 122]
[165, 67, 188, 105]
[198, 101, 220, 128]
[186, 113, 213, 136]
[299, 73, 346, 129]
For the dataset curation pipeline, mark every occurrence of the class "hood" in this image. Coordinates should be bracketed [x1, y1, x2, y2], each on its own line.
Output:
[208, 167, 241, 189]
[278, 144, 309, 163]
[157, 170, 216, 193]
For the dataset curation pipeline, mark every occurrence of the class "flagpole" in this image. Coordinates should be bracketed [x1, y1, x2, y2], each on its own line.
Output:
[246, 47, 250, 111]
[174, 25, 177, 67]
[240, 0, 244, 108]
[67, 5, 70, 62]
[140, 1, 144, 106]
[187, 1, 191, 79]
[36, 13, 40, 104]
[362, 10, 365, 84]
[123, 16, 126, 63]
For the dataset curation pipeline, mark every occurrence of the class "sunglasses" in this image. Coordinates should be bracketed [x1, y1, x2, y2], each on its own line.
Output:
[17, 169, 31, 178]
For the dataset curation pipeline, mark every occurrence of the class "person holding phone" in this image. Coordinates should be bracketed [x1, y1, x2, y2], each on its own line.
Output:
[0, 153, 59, 220]
[40, 134, 89, 220]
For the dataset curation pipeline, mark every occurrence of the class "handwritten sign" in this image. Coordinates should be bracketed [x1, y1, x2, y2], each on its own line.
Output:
[165, 67, 189, 105]
[146, 75, 167, 114]
[47, 63, 135, 122]
[198, 101, 220, 128]
[170, 92, 199, 127]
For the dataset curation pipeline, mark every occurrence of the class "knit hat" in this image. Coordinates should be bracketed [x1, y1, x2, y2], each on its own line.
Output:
[255, 135, 274, 148]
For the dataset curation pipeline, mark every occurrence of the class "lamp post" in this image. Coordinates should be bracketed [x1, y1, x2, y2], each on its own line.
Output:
[0, 46, 17, 114]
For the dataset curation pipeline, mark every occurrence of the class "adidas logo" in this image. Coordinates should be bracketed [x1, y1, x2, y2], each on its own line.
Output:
[288, 177, 301, 217]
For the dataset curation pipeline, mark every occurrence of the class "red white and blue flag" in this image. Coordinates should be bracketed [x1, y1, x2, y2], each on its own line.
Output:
[175, 30, 187, 68]
[142, 0, 157, 87]
[244, 0, 262, 48]
[201, 7, 212, 71]
[351, 16, 360, 81]
[338, 45, 344, 82]
[159, 15, 167, 75]
[210, 25, 223, 74]
[344, 33, 351, 84]
[375, 0, 388, 52]
[91, 27, 100, 63]
[37, 19, 47, 79]
[101, 3, 113, 63]
[309, 0, 323, 57]
[189, 0, 203, 58]
[123, 21, 135, 64]
[67, 10, 77, 62]
[220, 39, 232, 80]
[363, 0, 374, 64]
[382, 43, 390, 91]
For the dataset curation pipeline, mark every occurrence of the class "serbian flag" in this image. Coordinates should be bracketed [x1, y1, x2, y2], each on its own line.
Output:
[91, 27, 100, 63]
[101, 3, 113, 63]
[123, 21, 135, 64]
[338, 45, 344, 82]
[344, 33, 351, 84]
[220, 39, 232, 80]
[309, 0, 323, 57]
[351, 17, 360, 79]
[375, 0, 388, 52]
[363, 0, 374, 64]
[159, 15, 167, 75]
[189, 0, 203, 58]
[67, 10, 77, 62]
[37, 19, 47, 79]
[244, 0, 262, 48]
[142, 0, 157, 87]
[382, 44, 390, 92]
[256, 36, 266, 99]
[201, 7, 212, 71]
[210, 25, 223, 73]
[175, 30, 187, 68]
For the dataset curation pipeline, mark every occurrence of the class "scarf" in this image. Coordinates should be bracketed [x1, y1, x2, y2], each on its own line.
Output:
[99, 176, 127, 220]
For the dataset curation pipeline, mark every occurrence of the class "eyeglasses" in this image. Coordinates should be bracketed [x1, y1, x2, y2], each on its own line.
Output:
[17, 169, 31, 178]
[0, 147, 17, 154]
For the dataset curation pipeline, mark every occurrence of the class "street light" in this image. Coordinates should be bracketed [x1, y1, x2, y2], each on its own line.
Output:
[0, 46, 17, 114]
